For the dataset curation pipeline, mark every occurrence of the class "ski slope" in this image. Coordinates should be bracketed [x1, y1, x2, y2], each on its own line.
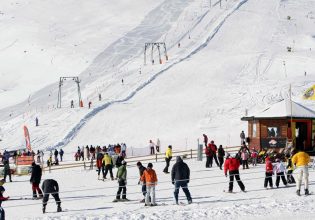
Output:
[0, 0, 315, 153]
[3, 157, 315, 219]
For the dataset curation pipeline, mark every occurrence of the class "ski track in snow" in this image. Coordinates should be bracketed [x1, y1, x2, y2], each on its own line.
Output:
[48, 0, 249, 151]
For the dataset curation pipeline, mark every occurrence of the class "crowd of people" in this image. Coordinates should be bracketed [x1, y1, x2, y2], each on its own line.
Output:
[74, 144, 127, 161]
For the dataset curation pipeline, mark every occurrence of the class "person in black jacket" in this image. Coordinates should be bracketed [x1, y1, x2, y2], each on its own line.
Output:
[30, 162, 43, 199]
[137, 161, 147, 203]
[3, 161, 12, 182]
[42, 179, 61, 213]
[171, 156, 192, 205]
[217, 145, 225, 170]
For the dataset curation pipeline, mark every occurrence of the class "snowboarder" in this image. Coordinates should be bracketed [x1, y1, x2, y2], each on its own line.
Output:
[171, 156, 192, 205]
[0, 180, 9, 220]
[70, 100, 74, 108]
[240, 131, 245, 145]
[113, 160, 128, 202]
[103, 153, 114, 180]
[264, 156, 273, 189]
[274, 158, 287, 188]
[140, 163, 157, 206]
[59, 149, 64, 162]
[217, 145, 225, 170]
[202, 134, 208, 147]
[42, 179, 62, 213]
[137, 161, 147, 202]
[163, 145, 172, 173]
[3, 161, 12, 182]
[292, 150, 310, 195]
[35, 117, 39, 127]
[224, 154, 245, 192]
[149, 140, 155, 155]
[30, 162, 43, 199]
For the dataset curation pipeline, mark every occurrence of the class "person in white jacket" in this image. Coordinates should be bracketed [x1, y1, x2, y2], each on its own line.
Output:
[273, 158, 287, 188]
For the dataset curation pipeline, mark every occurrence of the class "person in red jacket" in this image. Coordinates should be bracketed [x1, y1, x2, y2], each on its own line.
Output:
[224, 154, 245, 192]
[205, 144, 214, 168]
[208, 141, 220, 167]
[264, 156, 273, 189]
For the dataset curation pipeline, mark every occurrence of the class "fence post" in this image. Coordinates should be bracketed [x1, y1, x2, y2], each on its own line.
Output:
[49, 162, 51, 173]
[84, 161, 86, 170]
[156, 153, 158, 162]
[191, 149, 193, 159]
[90, 159, 93, 170]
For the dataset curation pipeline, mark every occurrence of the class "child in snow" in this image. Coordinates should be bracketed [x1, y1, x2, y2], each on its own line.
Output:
[140, 163, 157, 206]
[264, 156, 273, 189]
[286, 155, 296, 184]
[241, 148, 249, 169]
[273, 158, 287, 188]
[251, 149, 258, 167]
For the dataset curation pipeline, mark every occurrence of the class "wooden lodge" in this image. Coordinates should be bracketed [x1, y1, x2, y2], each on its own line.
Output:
[241, 99, 315, 153]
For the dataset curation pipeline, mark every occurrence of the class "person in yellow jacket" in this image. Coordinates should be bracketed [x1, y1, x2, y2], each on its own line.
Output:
[163, 145, 172, 173]
[102, 153, 114, 180]
[291, 150, 310, 195]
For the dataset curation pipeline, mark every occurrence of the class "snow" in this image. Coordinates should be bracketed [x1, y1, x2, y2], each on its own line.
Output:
[0, 0, 315, 218]
[3, 157, 315, 219]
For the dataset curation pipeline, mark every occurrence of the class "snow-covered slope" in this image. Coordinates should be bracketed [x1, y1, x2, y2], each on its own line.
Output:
[1, 0, 315, 152]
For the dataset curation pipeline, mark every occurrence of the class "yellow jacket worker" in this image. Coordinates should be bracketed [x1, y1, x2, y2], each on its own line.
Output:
[291, 151, 310, 196]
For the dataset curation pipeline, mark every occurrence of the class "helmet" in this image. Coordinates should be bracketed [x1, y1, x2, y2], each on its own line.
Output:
[147, 163, 153, 168]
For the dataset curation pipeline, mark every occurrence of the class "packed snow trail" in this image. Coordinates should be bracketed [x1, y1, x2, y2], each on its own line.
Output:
[48, 0, 248, 151]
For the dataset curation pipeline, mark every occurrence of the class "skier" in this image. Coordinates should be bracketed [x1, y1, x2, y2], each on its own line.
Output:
[156, 138, 160, 153]
[35, 117, 39, 127]
[224, 153, 245, 192]
[70, 100, 74, 108]
[264, 156, 273, 189]
[202, 134, 208, 147]
[217, 145, 225, 170]
[59, 149, 64, 162]
[42, 179, 62, 213]
[103, 153, 114, 180]
[205, 143, 213, 168]
[137, 161, 147, 203]
[251, 149, 258, 166]
[30, 162, 43, 199]
[54, 149, 59, 162]
[163, 145, 172, 173]
[292, 150, 310, 195]
[88, 101, 92, 109]
[113, 160, 128, 202]
[208, 141, 220, 167]
[286, 154, 296, 184]
[241, 148, 249, 169]
[140, 163, 157, 206]
[149, 140, 155, 155]
[0, 179, 9, 220]
[171, 156, 192, 205]
[240, 131, 245, 145]
[98, 93, 102, 101]
[96, 151, 105, 180]
[3, 161, 12, 182]
[274, 158, 287, 188]
[85, 145, 90, 161]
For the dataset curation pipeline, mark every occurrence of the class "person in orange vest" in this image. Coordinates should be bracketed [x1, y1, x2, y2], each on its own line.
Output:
[141, 163, 157, 206]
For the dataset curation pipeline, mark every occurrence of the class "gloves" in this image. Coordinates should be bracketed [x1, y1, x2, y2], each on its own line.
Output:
[172, 181, 175, 185]
[187, 180, 189, 183]
[138, 181, 140, 185]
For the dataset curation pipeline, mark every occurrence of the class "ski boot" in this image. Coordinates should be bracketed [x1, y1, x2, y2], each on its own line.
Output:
[305, 189, 310, 195]
[296, 189, 301, 196]
[140, 199, 145, 203]
[121, 198, 130, 201]
[42, 206, 46, 214]
[188, 200, 192, 204]
[57, 205, 62, 212]
[113, 198, 120, 202]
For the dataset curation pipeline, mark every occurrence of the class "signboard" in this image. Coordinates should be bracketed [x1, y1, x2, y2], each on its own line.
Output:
[16, 156, 33, 166]
[261, 138, 287, 148]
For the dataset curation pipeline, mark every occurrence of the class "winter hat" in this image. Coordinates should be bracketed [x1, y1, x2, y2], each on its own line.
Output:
[168, 145, 172, 148]
[147, 163, 153, 168]
[176, 156, 182, 162]
[211, 140, 214, 144]
[0, 186, 4, 192]
[136, 161, 142, 166]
